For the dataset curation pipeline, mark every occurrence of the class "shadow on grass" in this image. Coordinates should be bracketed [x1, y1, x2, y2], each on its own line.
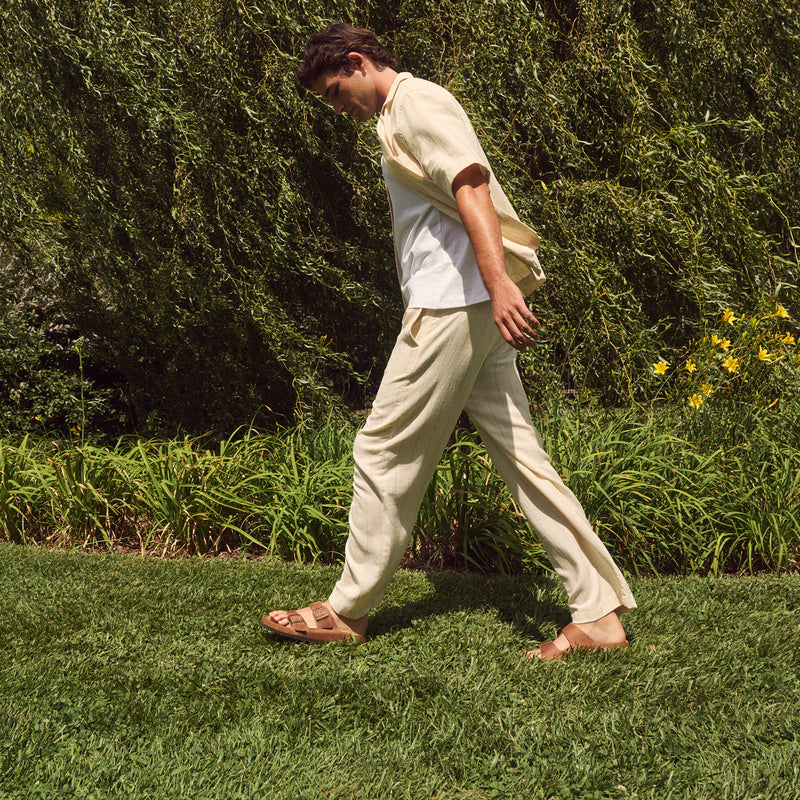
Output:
[257, 561, 640, 648]
[367, 571, 572, 643]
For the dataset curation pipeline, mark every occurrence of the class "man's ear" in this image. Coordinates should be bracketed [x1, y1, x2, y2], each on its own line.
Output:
[346, 51, 367, 73]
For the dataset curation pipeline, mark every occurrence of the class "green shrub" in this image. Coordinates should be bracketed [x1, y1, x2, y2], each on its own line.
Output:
[0, 0, 798, 435]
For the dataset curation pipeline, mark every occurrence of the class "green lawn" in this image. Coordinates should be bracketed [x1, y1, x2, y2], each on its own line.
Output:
[1, 543, 798, 800]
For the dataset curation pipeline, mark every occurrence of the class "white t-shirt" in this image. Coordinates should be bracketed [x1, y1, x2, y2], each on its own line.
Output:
[382, 161, 490, 309]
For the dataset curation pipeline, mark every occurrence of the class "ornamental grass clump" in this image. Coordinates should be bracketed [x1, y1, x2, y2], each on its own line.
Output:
[0, 412, 798, 575]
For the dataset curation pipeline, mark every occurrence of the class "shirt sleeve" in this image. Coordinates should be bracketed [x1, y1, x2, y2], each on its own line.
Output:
[393, 79, 492, 200]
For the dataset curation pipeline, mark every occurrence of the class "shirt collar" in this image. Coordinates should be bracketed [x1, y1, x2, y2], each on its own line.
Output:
[380, 72, 413, 118]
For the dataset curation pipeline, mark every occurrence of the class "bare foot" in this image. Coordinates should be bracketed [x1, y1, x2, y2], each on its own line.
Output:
[526, 611, 627, 661]
[267, 601, 368, 639]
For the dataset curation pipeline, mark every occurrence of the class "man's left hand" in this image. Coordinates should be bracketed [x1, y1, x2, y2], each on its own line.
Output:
[489, 278, 541, 352]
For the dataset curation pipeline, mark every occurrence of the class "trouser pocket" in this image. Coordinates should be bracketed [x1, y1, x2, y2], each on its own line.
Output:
[401, 307, 428, 347]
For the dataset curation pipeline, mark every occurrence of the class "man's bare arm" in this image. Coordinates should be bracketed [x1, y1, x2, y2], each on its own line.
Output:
[452, 164, 540, 351]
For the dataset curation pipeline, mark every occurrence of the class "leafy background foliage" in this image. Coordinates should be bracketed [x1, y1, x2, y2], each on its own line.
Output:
[1, 0, 798, 437]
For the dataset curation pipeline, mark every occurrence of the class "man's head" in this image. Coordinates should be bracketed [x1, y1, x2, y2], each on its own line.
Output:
[296, 23, 397, 89]
[297, 23, 399, 122]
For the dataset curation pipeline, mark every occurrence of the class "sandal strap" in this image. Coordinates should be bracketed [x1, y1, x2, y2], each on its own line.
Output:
[284, 603, 336, 634]
[562, 623, 599, 650]
[310, 601, 334, 631]
[286, 611, 308, 634]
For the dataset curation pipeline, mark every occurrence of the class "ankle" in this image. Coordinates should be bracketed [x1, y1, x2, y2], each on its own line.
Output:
[576, 612, 625, 640]
[328, 605, 368, 636]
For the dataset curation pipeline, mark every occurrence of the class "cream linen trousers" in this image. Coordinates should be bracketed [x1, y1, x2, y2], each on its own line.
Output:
[328, 301, 637, 621]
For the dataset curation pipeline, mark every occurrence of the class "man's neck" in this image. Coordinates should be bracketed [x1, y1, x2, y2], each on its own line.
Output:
[372, 67, 400, 108]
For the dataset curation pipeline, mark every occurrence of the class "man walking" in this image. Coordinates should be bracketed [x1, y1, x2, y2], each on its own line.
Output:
[261, 23, 635, 660]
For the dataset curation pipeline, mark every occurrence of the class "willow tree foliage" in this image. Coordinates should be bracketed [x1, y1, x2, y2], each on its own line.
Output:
[1, 0, 797, 437]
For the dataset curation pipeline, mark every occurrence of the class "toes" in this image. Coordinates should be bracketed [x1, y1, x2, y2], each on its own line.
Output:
[526, 634, 570, 661]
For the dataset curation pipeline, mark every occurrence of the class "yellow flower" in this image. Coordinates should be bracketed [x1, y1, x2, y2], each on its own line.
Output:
[781, 333, 796, 346]
[652, 360, 669, 375]
[722, 356, 740, 373]
[758, 347, 773, 362]
[721, 309, 737, 325]
[688, 393, 705, 409]
[701, 382, 714, 395]
[774, 305, 789, 319]
[711, 335, 731, 349]
[685, 359, 697, 373]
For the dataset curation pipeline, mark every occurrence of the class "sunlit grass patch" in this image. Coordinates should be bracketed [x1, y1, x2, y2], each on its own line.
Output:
[0, 546, 797, 800]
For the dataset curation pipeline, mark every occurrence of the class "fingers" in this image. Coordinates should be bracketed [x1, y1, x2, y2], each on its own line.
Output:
[509, 331, 539, 352]
[489, 281, 542, 351]
[500, 309, 542, 352]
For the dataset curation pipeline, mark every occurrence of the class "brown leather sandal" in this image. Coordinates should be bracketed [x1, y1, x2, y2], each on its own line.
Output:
[535, 623, 629, 661]
[260, 601, 367, 644]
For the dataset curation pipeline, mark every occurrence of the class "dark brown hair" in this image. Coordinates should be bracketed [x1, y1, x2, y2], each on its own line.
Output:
[296, 23, 397, 88]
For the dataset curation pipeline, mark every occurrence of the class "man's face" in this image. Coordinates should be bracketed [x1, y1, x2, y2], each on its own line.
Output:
[312, 54, 382, 122]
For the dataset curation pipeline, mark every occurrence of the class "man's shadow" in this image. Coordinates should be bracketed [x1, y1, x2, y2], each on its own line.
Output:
[367, 570, 572, 643]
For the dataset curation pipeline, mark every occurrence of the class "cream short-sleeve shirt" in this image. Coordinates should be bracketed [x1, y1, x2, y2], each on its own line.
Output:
[380, 77, 494, 309]
[378, 74, 545, 298]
